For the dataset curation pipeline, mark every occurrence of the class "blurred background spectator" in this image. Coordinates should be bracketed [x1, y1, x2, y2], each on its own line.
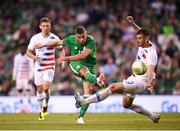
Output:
[0, 0, 179, 96]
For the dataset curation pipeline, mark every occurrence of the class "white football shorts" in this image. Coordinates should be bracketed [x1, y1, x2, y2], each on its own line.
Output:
[123, 75, 146, 98]
[16, 79, 31, 90]
[34, 69, 54, 86]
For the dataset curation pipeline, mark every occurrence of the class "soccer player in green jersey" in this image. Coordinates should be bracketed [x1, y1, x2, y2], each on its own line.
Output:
[35, 26, 105, 124]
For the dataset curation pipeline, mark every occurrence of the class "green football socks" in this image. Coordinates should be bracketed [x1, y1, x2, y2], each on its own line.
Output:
[79, 95, 90, 118]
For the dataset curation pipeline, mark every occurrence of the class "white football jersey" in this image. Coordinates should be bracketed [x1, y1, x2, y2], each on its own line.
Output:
[136, 42, 158, 78]
[28, 33, 60, 71]
[123, 42, 158, 96]
[13, 53, 34, 80]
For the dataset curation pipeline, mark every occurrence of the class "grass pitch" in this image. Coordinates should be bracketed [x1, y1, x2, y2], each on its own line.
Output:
[0, 113, 180, 130]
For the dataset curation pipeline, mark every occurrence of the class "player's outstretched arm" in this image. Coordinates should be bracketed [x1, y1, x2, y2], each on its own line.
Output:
[146, 65, 155, 93]
[57, 47, 66, 69]
[47, 40, 63, 47]
[126, 16, 141, 33]
[35, 40, 63, 49]
[66, 48, 92, 61]
[56, 48, 92, 64]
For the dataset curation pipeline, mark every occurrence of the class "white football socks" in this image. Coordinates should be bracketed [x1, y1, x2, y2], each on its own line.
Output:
[37, 92, 44, 111]
[43, 90, 50, 107]
[129, 104, 154, 118]
[82, 88, 112, 104]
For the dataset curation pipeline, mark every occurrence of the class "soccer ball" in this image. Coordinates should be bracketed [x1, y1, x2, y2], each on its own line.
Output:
[132, 60, 147, 75]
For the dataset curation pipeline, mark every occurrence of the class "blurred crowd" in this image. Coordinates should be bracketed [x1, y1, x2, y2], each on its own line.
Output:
[0, 0, 179, 96]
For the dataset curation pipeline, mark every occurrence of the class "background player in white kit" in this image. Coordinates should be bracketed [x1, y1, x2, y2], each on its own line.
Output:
[13, 44, 34, 113]
[75, 16, 160, 123]
[26, 17, 64, 120]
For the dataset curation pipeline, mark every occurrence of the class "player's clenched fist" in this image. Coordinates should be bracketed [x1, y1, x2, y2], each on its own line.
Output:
[126, 16, 134, 23]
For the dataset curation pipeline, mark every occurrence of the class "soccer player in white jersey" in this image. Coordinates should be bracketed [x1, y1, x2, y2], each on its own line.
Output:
[26, 17, 64, 120]
[13, 44, 34, 113]
[75, 16, 160, 123]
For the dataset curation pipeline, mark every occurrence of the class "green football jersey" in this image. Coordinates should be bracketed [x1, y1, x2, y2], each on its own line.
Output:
[63, 35, 96, 65]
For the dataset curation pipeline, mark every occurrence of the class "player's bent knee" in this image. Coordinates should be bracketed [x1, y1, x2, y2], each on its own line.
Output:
[108, 83, 124, 93]
[79, 67, 89, 76]
[108, 84, 116, 91]
[122, 95, 133, 108]
[43, 83, 50, 92]
[37, 85, 43, 93]
[44, 88, 49, 93]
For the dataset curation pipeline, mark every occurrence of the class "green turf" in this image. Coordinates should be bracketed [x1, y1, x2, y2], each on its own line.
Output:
[0, 113, 180, 130]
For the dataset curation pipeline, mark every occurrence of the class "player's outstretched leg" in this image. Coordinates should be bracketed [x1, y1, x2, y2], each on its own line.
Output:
[83, 72, 105, 87]
[128, 104, 160, 123]
[75, 88, 112, 108]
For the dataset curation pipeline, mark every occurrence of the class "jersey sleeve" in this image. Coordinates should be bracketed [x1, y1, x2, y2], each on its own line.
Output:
[146, 49, 158, 66]
[54, 35, 60, 41]
[85, 37, 96, 50]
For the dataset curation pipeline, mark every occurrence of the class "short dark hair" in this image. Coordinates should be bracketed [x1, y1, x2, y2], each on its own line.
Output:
[75, 26, 86, 34]
[136, 28, 150, 36]
[40, 17, 51, 24]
